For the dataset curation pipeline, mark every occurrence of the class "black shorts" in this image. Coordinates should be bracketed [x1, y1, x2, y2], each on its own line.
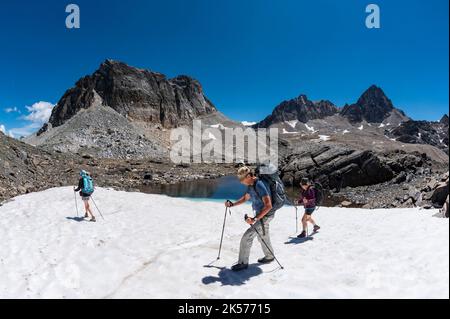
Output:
[80, 193, 91, 201]
[305, 207, 316, 215]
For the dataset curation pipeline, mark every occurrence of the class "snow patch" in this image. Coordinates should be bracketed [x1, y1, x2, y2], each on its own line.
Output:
[282, 129, 299, 135]
[285, 120, 298, 129]
[0, 187, 448, 299]
[241, 121, 256, 127]
[305, 124, 317, 133]
[342, 130, 350, 135]
[210, 124, 226, 130]
[319, 135, 330, 141]
[385, 135, 396, 141]
[358, 125, 364, 131]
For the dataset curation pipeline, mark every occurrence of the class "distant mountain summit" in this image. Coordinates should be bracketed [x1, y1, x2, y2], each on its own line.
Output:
[255, 85, 409, 129]
[255, 94, 338, 128]
[340, 85, 408, 123]
[43, 60, 217, 132]
[27, 60, 232, 159]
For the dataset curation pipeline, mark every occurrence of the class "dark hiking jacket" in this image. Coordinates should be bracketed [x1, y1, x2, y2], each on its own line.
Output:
[299, 186, 316, 208]
[74, 178, 90, 197]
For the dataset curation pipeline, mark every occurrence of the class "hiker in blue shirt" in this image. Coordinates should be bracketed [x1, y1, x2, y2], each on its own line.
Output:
[225, 166, 275, 271]
[74, 170, 96, 222]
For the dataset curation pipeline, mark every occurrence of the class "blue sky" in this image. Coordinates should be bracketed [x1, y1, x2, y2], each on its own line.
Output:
[0, 0, 448, 137]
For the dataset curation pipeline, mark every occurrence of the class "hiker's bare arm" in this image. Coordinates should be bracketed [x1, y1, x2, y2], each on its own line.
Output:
[226, 194, 250, 207]
[256, 195, 272, 220]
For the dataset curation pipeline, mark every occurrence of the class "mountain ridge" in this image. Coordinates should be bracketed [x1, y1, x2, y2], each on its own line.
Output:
[42, 59, 218, 132]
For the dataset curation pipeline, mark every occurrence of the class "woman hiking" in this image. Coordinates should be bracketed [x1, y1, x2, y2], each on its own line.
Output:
[296, 178, 320, 238]
[225, 166, 276, 271]
[74, 170, 96, 222]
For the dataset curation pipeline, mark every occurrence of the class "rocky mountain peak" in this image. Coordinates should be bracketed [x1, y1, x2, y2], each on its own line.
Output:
[440, 114, 449, 125]
[255, 94, 338, 128]
[44, 60, 217, 131]
[341, 85, 400, 123]
[357, 85, 393, 109]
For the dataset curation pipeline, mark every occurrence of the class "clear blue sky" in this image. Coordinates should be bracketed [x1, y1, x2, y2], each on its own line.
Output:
[0, 0, 448, 137]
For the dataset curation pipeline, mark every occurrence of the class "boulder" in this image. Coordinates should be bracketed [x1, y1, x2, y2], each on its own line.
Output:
[431, 182, 449, 207]
[341, 201, 352, 207]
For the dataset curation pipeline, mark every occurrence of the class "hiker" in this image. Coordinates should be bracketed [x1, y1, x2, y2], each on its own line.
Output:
[74, 170, 96, 222]
[296, 177, 320, 238]
[225, 166, 277, 271]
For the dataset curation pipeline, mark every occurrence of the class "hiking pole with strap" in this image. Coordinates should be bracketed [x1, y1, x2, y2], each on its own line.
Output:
[217, 200, 232, 260]
[73, 189, 79, 218]
[91, 196, 105, 220]
[245, 214, 284, 270]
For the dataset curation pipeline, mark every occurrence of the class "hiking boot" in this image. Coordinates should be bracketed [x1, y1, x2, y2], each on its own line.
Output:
[90, 217, 96, 223]
[258, 257, 275, 264]
[297, 231, 306, 238]
[231, 263, 248, 272]
[84, 213, 89, 218]
[313, 225, 321, 232]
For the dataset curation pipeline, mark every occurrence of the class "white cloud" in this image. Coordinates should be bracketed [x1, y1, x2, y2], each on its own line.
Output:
[8, 125, 38, 138]
[0, 124, 5, 134]
[23, 101, 54, 125]
[5, 107, 20, 114]
[5, 101, 55, 138]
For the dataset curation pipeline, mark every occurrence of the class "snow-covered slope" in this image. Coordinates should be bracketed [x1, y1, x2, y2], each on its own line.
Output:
[0, 187, 448, 299]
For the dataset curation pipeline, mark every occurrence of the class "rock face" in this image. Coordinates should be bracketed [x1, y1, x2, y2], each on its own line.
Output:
[279, 145, 397, 189]
[43, 60, 217, 131]
[389, 117, 449, 154]
[255, 95, 338, 128]
[340, 85, 408, 123]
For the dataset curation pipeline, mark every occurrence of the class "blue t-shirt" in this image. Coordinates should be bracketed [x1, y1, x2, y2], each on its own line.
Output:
[247, 180, 271, 213]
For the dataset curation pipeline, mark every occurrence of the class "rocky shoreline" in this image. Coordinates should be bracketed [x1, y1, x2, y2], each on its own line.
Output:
[1, 132, 235, 203]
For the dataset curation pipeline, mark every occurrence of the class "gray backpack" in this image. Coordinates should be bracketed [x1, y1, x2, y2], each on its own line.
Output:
[254, 163, 287, 211]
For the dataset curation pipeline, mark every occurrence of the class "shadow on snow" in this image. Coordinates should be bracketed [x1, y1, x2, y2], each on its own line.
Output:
[202, 263, 263, 286]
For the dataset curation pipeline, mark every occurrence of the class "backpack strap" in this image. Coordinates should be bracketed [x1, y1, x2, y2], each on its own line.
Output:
[251, 181, 262, 200]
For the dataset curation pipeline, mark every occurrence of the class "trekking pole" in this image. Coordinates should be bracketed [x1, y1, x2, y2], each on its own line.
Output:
[287, 197, 299, 234]
[73, 189, 79, 218]
[294, 205, 298, 234]
[91, 196, 105, 220]
[245, 214, 284, 270]
[217, 200, 232, 260]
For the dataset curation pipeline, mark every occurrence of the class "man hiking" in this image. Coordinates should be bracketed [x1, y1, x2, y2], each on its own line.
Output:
[296, 177, 320, 238]
[74, 170, 96, 222]
[225, 166, 277, 271]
